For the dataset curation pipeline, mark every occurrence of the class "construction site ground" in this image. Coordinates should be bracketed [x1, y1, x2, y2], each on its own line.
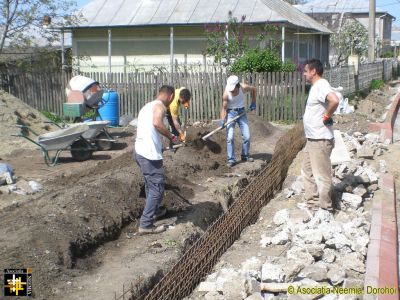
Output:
[1, 81, 399, 300]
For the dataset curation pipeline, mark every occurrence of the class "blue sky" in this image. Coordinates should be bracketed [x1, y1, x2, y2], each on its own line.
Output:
[75, 0, 400, 27]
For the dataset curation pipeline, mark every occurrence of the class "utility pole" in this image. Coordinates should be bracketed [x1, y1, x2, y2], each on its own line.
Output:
[368, 0, 375, 62]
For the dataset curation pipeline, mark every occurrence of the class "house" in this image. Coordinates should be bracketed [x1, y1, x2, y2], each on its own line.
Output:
[295, 0, 395, 55]
[67, 0, 331, 72]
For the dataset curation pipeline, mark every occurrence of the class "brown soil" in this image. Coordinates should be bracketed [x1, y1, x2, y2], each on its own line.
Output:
[0, 91, 286, 300]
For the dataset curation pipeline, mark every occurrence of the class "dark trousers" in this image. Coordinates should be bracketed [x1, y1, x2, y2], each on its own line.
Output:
[135, 153, 165, 228]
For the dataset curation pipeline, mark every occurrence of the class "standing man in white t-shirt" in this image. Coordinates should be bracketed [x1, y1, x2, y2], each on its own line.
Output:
[220, 75, 257, 167]
[302, 59, 339, 212]
[134, 85, 179, 235]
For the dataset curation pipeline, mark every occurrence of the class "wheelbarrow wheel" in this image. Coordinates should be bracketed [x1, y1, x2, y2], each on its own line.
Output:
[70, 140, 93, 161]
[95, 132, 113, 151]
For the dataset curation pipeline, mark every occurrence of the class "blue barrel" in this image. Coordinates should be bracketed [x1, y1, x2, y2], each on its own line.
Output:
[99, 91, 119, 126]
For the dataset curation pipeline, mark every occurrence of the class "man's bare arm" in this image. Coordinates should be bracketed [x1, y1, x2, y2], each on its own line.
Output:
[220, 92, 229, 120]
[172, 116, 183, 135]
[325, 92, 340, 117]
[241, 83, 257, 104]
[153, 103, 174, 140]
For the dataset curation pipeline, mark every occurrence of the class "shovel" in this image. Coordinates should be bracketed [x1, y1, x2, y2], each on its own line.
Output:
[201, 110, 247, 141]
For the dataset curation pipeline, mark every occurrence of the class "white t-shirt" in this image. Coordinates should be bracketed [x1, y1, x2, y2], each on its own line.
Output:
[135, 100, 164, 160]
[303, 78, 334, 139]
[226, 87, 245, 109]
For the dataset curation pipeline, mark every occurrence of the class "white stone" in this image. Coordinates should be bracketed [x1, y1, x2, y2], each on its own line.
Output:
[325, 234, 353, 250]
[341, 193, 363, 209]
[28, 180, 42, 193]
[271, 231, 289, 245]
[313, 209, 334, 223]
[204, 291, 224, 300]
[352, 185, 367, 197]
[298, 263, 328, 282]
[261, 263, 285, 283]
[318, 221, 342, 241]
[322, 249, 336, 263]
[340, 253, 366, 273]
[295, 229, 323, 244]
[222, 275, 247, 300]
[259, 235, 272, 248]
[245, 277, 261, 295]
[241, 257, 262, 279]
[273, 209, 290, 226]
[198, 281, 218, 292]
[327, 265, 346, 285]
[244, 292, 264, 300]
[365, 133, 380, 143]
[287, 247, 314, 266]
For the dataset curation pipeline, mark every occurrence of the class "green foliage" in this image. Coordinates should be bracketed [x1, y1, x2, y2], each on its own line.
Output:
[83, 109, 96, 120]
[0, 0, 83, 54]
[369, 79, 384, 91]
[229, 49, 280, 73]
[229, 49, 297, 73]
[380, 51, 395, 58]
[164, 239, 178, 247]
[280, 61, 297, 72]
[41, 110, 62, 124]
[331, 21, 368, 66]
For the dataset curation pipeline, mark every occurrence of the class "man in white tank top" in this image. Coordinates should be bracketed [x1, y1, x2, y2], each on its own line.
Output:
[134, 85, 179, 235]
[302, 59, 339, 213]
[220, 75, 257, 167]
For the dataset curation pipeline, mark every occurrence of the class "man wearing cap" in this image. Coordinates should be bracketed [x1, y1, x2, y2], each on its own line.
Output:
[220, 75, 257, 167]
[166, 87, 192, 143]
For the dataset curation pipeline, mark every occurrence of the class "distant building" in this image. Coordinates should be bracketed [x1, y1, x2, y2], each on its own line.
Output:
[295, 0, 395, 56]
[67, 0, 331, 72]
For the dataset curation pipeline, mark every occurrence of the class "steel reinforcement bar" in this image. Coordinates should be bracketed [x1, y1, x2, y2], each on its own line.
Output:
[126, 123, 305, 300]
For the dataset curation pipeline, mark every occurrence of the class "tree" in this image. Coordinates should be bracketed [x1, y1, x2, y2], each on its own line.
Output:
[204, 12, 249, 66]
[330, 20, 368, 66]
[0, 0, 82, 54]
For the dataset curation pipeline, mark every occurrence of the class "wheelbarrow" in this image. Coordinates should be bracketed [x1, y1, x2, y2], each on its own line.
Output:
[48, 120, 116, 150]
[13, 124, 96, 166]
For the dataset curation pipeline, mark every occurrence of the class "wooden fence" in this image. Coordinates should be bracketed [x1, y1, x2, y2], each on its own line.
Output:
[0, 59, 398, 123]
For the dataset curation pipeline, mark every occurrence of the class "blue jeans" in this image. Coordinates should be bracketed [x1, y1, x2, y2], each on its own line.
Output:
[135, 153, 165, 228]
[226, 108, 250, 163]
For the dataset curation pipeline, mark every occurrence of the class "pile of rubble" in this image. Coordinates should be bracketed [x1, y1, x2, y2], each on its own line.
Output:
[0, 162, 42, 196]
[188, 130, 387, 300]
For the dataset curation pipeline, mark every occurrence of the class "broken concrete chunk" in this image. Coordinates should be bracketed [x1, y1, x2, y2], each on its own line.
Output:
[322, 248, 336, 263]
[198, 281, 218, 293]
[244, 292, 264, 300]
[341, 193, 363, 209]
[261, 263, 285, 283]
[222, 275, 247, 300]
[204, 291, 224, 300]
[271, 231, 289, 245]
[273, 209, 290, 226]
[287, 247, 314, 266]
[357, 146, 374, 159]
[298, 263, 328, 282]
[352, 185, 367, 198]
[295, 229, 323, 244]
[325, 233, 353, 250]
[327, 265, 346, 285]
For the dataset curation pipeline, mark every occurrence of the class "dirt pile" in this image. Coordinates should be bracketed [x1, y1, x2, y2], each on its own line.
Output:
[0, 90, 58, 157]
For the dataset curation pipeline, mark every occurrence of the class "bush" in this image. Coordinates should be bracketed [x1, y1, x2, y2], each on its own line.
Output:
[380, 51, 394, 58]
[229, 49, 282, 73]
[369, 79, 384, 91]
[281, 61, 297, 72]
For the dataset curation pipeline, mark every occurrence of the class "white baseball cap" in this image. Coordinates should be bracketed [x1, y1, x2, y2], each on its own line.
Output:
[226, 75, 239, 92]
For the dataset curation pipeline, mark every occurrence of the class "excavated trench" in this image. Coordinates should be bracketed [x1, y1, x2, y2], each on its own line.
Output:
[112, 124, 306, 300]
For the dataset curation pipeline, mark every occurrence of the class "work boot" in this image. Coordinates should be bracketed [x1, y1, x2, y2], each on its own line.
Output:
[138, 225, 166, 235]
[241, 157, 254, 162]
[227, 161, 236, 167]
